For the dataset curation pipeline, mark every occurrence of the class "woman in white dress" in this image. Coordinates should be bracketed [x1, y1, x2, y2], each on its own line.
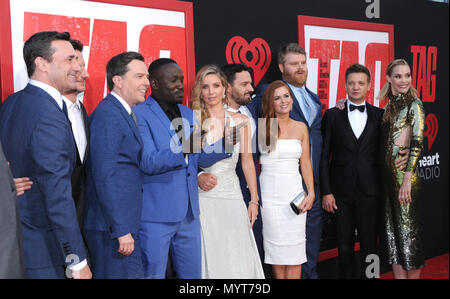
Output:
[190, 65, 264, 279]
[259, 80, 315, 279]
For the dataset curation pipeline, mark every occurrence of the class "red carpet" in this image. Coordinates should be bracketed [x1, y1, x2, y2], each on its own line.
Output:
[380, 253, 449, 279]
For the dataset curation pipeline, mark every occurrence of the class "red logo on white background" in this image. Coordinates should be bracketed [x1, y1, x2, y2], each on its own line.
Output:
[1, 0, 195, 111]
[298, 16, 394, 113]
[225, 36, 271, 86]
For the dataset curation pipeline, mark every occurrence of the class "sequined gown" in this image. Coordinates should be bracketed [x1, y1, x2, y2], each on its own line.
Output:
[380, 94, 425, 270]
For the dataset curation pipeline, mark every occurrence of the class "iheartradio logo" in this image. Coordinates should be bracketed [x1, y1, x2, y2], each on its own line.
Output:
[225, 36, 271, 86]
[424, 113, 438, 150]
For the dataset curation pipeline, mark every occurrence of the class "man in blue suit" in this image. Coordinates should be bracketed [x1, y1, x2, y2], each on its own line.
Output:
[253, 43, 323, 279]
[198, 63, 264, 262]
[0, 31, 91, 279]
[133, 58, 232, 279]
[83, 52, 150, 278]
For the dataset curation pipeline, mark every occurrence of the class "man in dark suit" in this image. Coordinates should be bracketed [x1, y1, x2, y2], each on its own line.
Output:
[199, 63, 264, 262]
[253, 43, 323, 278]
[0, 31, 91, 279]
[62, 39, 89, 229]
[0, 142, 26, 278]
[83, 51, 149, 278]
[320, 64, 383, 278]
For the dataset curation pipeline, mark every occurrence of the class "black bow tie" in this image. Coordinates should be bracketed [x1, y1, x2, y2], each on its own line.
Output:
[349, 104, 365, 112]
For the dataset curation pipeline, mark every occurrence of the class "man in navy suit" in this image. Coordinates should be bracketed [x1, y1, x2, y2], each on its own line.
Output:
[62, 39, 90, 229]
[133, 58, 232, 279]
[253, 43, 323, 279]
[198, 63, 264, 262]
[83, 51, 149, 278]
[0, 31, 91, 279]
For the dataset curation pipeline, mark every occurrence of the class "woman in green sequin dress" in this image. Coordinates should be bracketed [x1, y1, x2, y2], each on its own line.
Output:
[379, 59, 425, 279]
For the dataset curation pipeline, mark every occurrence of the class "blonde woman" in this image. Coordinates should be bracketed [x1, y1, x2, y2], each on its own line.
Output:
[191, 65, 264, 279]
[379, 59, 426, 279]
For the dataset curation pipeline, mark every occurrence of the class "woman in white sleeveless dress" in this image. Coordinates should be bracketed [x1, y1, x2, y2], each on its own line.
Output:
[259, 80, 315, 279]
[190, 65, 264, 279]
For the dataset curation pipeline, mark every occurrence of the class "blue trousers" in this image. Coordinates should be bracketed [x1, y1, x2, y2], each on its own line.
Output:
[139, 209, 201, 279]
[26, 266, 65, 279]
[301, 184, 323, 279]
[83, 230, 144, 279]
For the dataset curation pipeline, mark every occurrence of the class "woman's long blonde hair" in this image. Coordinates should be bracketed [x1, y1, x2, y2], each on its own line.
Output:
[190, 64, 229, 132]
[378, 59, 419, 102]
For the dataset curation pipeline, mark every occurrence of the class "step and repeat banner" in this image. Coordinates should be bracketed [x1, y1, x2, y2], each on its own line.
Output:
[0, 0, 448, 260]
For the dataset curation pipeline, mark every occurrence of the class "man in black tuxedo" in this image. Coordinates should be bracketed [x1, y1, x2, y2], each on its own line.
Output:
[320, 64, 383, 278]
[62, 39, 89, 229]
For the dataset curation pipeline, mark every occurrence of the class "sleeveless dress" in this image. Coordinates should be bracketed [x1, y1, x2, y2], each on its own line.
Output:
[259, 139, 307, 265]
[198, 113, 264, 279]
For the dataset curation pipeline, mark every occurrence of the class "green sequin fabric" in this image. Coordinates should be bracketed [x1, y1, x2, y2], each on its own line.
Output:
[380, 93, 426, 270]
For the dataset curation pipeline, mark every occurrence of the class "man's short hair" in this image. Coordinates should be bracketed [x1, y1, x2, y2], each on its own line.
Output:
[277, 43, 307, 65]
[70, 39, 83, 52]
[345, 63, 371, 83]
[23, 31, 72, 77]
[106, 51, 145, 91]
[221, 63, 254, 85]
[148, 58, 178, 79]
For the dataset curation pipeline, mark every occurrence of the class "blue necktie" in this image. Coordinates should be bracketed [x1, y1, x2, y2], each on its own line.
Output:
[299, 88, 315, 126]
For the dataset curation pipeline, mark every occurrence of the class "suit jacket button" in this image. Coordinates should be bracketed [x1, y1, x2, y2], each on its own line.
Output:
[109, 226, 113, 233]
[141, 188, 144, 193]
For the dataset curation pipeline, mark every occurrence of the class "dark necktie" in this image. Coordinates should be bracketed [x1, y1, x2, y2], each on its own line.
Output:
[350, 104, 365, 112]
[62, 100, 69, 119]
[130, 111, 138, 127]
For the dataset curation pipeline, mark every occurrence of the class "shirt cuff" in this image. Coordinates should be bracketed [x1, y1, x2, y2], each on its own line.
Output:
[70, 259, 87, 271]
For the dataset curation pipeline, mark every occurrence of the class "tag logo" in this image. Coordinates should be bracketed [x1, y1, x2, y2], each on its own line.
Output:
[298, 16, 394, 111]
[225, 36, 271, 86]
[424, 113, 438, 150]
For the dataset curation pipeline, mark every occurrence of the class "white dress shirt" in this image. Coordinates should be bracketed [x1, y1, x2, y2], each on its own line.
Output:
[29, 80, 87, 271]
[111, 91, 132, 114]
[62, 96, 87, 162]
[347, 99, 367, 139]
[225, 104, 256, 139]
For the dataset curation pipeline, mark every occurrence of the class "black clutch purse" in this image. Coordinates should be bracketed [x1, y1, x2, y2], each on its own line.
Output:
[290, 191, 306, 215]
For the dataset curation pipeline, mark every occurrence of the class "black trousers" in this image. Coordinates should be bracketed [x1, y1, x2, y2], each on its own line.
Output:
[333, 187, 377, 279]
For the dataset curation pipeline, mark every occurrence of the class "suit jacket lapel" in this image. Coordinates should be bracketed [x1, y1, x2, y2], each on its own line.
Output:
[80, 103, 90, 164]
[108, 94, 142, 146]
[25, 84, 65, 117]
[148, 98, 180, 143]
[357, 104, 373, 145]
[305, 87, 322, 125]
[284, 82, 307, 125]
[179, 104, 193, 142]
[341, 105, 358, 146]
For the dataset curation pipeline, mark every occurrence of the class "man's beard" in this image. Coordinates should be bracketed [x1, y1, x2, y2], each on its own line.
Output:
[284, 70, 307, 87]
[233, 92, 252, 106]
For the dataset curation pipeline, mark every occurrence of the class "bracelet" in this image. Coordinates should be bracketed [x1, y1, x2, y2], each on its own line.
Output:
[249, 200, 259, 206]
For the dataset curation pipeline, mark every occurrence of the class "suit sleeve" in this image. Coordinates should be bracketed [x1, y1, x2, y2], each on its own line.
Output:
[30, 114, 86, 264]
[137, 114, 187, 176]
[319, 109, 333, 196]
[198, 138, 232, 168]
